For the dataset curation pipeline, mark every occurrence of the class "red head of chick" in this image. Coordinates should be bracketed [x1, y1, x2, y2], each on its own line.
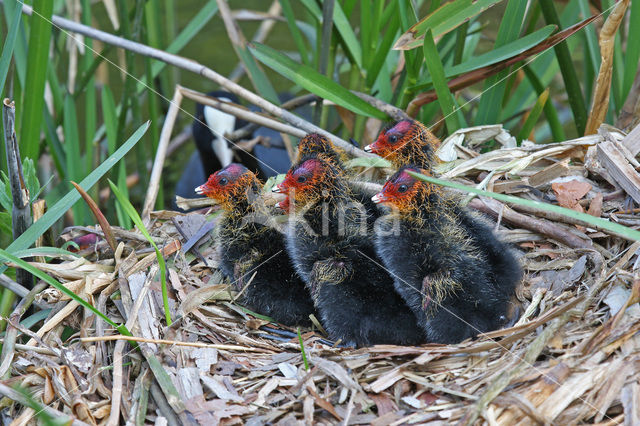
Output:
[372, 166, 442, 218]
[272, 156, 341, 214]
[372, 166, 521, 344]
[196, 163, 261, 213]
[283, 135, 382, 228]
[196, 163, 316, 326]
[273, 156, 424, 347]
[365, 120, 441, 170]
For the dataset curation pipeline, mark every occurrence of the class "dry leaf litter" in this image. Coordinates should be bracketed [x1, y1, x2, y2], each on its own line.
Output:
[5, 123, 640, 425]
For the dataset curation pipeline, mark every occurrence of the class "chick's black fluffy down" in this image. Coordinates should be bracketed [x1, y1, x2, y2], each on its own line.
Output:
[285, 200, 424, 347]
[375, 206, 520, 344]
[217, 213, 316, 326]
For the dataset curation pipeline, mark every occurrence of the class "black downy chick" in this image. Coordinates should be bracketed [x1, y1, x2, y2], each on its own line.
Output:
[273, 155, 424, 347]
[366, 119, 522, 304]
[372, 166, 521, 343]
[196, 164, 316, 326]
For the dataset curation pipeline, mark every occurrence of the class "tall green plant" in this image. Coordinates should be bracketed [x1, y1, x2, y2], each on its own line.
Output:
[20, 0, 54, 161]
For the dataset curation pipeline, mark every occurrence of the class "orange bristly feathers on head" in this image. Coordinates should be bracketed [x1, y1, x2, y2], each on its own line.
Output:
[367, 120, 441, 168]
[196, 164, 260, 211]
[373, 167, 440, 215]
[276, 158, 332, 212]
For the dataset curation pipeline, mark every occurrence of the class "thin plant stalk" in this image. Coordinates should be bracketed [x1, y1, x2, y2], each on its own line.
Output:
[108, 180, 172, 326]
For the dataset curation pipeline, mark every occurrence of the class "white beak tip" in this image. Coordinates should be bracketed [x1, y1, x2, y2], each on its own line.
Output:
[364, 145, 373, 153]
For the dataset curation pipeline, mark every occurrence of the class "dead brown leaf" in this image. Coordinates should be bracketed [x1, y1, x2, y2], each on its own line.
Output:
[369, 392, 398, 415]
[587, 192, 604, 217]
[552, 180, 592, 211]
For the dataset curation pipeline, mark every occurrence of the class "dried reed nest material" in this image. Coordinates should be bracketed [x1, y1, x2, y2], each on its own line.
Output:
[3, 125, 640, 425]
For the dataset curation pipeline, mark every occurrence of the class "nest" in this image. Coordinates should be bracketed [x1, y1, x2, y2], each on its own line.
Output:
[5, 124, 640, 425]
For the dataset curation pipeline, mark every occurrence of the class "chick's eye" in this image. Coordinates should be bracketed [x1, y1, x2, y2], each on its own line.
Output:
[297, 175, 307, 183]
[397, 184, 408, 193]
[388, 134, 398, 143]
[218, 177, 228, 186]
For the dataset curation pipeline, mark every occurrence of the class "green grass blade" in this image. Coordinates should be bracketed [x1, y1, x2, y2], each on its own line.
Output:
[249, 43, 387, 119]
[0, 3, 21, 96]
[577, 0, 600, 80]
[297, 328, 309, 371]
[299, 0, 321, 21]
[397, 0, 421, 102]
[411, 25, 556, 91]
[0, 212, 11, 235]
[144, 57, 163, 209]
[100, 87, 130, 228]
[517, 88, 549, 142]
[101, 87, 118, 157]
[366, 5, 400, 88]
[522, 65, 565, 141]
[475, 0, 527, 125]
[394, 0, 503, 51]
[360, 0, 372, 69]
[11, 247, 79, 259]
[423, 29, 460, 132]
[539, 0, 588, 135]
[21, 309, 51, 329]
[81, 0, 96, 200]
[235, 47, 279, 104]
[279, 0, 311, 66]
[301, 0, 362, 69]
[453, 20, 468, 65]
[622, 0, 640, 104]
[2, 0, 28, 88]
[407, 171, 640, 242]
[0, 122, 149, 276]
[43, 109, 66, 176]
[46, 64, 64, 118]
[63, 95, 88, 225]
[11, 384, 70, 426]
[19, 0, 54, 161]
[108, 179, 172, 326]
[0, 248, 131, 336]
[332, 0, 362, 69]
[135, 0, 218, 92]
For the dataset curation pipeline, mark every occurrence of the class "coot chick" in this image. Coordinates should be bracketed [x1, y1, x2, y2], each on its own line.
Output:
[366, 119, 522, 300]
[196, 164, 316, 326]
[364, 119, 441, 170]
[273, 155, 424, 347]
[372, 166, 521, 343]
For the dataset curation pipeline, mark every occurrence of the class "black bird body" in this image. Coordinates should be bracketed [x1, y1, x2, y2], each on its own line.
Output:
[372, 167, 521, 343]
[367, 119, 522, 302]
[196, 164, 316, 326]
[274, 156, 424, 347]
